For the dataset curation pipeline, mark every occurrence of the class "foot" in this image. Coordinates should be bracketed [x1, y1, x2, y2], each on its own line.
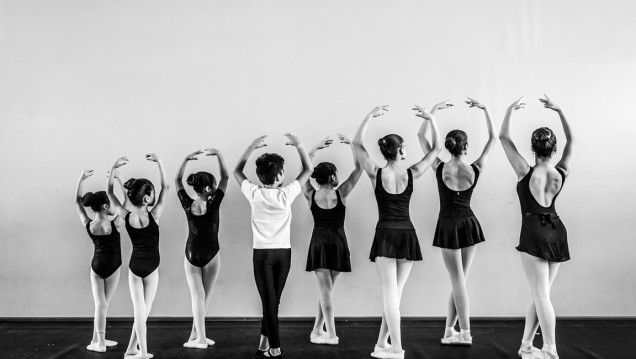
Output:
[373, 343, 390, 354]
[518, 345, 543, 359]
[541, 348, 559, 359]
[124, 353, 153, 359]
[443, 327, 459, 339]
[86, 343, 106, 352]
[441, 332, 472, 346]
[309, 330, 325, 340]
[263, 349, 284, 358]
[183, 340, 208, 349]
[92, 339, 118, 347]
[370, 348, 405, 359]
[310, 334, 339, 345]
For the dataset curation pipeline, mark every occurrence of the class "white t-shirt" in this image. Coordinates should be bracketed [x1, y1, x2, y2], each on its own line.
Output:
[240, 179, 302, 249]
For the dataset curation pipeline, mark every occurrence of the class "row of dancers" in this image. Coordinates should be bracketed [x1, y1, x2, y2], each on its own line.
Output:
[74, 96, 574, 359]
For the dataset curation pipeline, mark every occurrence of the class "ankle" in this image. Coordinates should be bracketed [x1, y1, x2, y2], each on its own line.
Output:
[542, 344, 557, 354]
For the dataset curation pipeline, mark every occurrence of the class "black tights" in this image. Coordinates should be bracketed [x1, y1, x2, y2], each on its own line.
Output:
[253, 248, 291, 349]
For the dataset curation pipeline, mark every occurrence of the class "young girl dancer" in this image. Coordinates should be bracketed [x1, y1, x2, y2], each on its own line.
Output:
[234, 134, 313, 358]
[75, 169, 126, 353]
[499, 95, 575, 359]
[107, 154, 170, 359]
[303, 134, 363, 345]
[353, 105, 442, 359]
[419, 98, 497, 345]
[175, 148, 229, 349]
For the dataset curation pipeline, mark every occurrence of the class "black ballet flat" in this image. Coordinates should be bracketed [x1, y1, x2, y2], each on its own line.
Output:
[264, 349, 285, 358]
[253, 348, 268, 358]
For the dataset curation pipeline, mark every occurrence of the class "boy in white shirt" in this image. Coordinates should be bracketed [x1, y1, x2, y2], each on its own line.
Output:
[234, 133, 313, 358]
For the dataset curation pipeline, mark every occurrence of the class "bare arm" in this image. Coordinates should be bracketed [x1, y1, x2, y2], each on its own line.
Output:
[352, 106, 388, 180]
[418, 99, 453, 171]
[146, 153, 170, 221]
[234, 135, 267, 185]
[175, 150, 203, 192]
[467, 97, 498, 171]
[75, 169, 94, 226]
[499, 97, 530, 180]
[541, 95, 575, 177]
[107, 156, 129, 217]
[285, 133, 313, 185]
[302, 138, 332, 200]
[205, 148, 230, 192]
[337, 134, 363, 199]
[113, 170, 132, 211]
[410, 106, 443, 178]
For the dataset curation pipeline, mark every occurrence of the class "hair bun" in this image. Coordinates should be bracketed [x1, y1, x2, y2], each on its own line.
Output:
[445, 137, 456, 147]
[186, 174, 198, 186]
[123, 178, 136, 190]
[378, 138, 387, 147]
[81, 192, 95, 207]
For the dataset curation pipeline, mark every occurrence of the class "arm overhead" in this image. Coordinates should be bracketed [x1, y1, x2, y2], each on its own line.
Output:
[146, 153, 170, 221]
[175, 150, 204, 192]
[285, 133, 313, 185]
[541, 95, 575, 178]
[302, 137, 333, 199]
[75, 169, 94, 226]
[337, 133, 363, 198]
[418, 99, 453, 171]
[107, 156, 130, 217]
[467, 97, 498, 171]
[205, 148, 230, 193]
[352, 106, 388, 179]
[499, 97, 530, 180]
[234, 135, 267, 185]
[410, 105, 442, 178]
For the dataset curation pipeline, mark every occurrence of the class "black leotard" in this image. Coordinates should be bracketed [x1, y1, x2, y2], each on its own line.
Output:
[86, 220, 122, 279]
[516, 167, 569, 262]
[369, 168, 422, 261]
[177, 189, 225, 268]
[432, 162, 485, 249]
[126, 212, 160, 278]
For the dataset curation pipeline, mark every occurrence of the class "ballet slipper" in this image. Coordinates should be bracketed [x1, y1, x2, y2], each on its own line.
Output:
[518, 345, 543, 359]
[370, 348, 405, 359]
[441, 332, 472, 346]
[183, 340, 208, 349]
[372, 343, 390, 354]
[443, 327, 459, 339]
[205, 338, 215, 345]
[541, 348, 559, 359]
[86, 343, 106, 352]
[104, 339, 118, 347]
[310, 334, 339, 345]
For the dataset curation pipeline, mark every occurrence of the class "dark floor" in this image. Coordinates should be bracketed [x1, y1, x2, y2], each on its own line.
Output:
[0, 319, 632, 359]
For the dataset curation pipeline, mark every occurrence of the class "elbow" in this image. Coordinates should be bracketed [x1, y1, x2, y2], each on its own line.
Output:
[498, 134, 509, 142]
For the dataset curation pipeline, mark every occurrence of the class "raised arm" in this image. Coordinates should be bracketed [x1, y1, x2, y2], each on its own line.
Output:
[112, 170, 132, 211]
[75, 169, 94, 226]
[175, 150, 203, 192]
[541, 95, 575, 178]
[499, 97, 530, 180]
[336, 133, 363, 199]
[302, 137, 333, 199]
[204, 148, 230, 192]
[285, 133, 313, 185]
[467, 97, 497, 171]
[234, 135, 267, 185]
[418, 99, 453, 171]
[410, 106, 443, 178]
[107, 156, 129, 217]
[146, 153, 170, 221]
[352, 106, 388, 179]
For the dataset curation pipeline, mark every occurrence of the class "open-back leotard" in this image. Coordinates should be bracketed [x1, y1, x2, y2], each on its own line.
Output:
[126, 212, 160, 278]
[86, 220, 122, 279]
[516, 166, 569, 262]
[177, 189, 225, 268]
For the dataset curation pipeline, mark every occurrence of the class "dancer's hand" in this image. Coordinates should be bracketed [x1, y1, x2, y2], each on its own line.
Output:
[80, 169, 94, 180]
[185, 150, 203, 161]
[412, 105, 434, 120]
[313, 137, 333, 151]
[539, 94, 560, 112]
[250, 135, 268, 150]
[465, 97, 486, 110]
[145, 153, 160, 162]
[113, 156, 129, 169]
[284, 133, 302, 147]
[432, 99, 454, 112]
[508, 96, 526, 111]
[369, 105, 389, 118]
[338, 133, 352, 144]
[204, 148, 220, 156]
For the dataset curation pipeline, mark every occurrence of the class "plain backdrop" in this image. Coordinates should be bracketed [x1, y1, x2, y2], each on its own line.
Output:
[1, 0, 635, 318]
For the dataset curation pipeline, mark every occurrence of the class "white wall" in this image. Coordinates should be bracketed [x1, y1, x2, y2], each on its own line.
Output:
[1, 0, 635, 318]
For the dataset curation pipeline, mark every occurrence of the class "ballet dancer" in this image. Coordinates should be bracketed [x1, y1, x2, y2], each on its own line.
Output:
[234, 134, 313, 358]
[499, 95, 575, 359]
[418, 98, 497, 345]
[75, 169, 127, 353]
[352, 105, 442, 359]
[107, 154, 170, 359]
[303, 134, 363, 345]
[175, 148, 228, 349]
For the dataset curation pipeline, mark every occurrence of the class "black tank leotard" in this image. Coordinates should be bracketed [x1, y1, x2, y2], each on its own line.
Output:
[516, 166, 569, 262]
[86, 220, 122, 279]
[126, 212, 160, 278]
[306, 189, 351, 272]
[432, 162, 485, 249]
[177, 189, 225, 268]
[369, 168, 422, 261]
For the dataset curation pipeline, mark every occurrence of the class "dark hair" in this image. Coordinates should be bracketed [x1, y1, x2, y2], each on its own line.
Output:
[531, 127, 557, 158]
[186, 172, 216, 193]
[123, 178, 154, 206]
[81, 191, 110, 212]
[377, 134, 404, 160]
[311, 162, 337, 186]
[445, 130, 468, 156]
[255, 153, 285, 185]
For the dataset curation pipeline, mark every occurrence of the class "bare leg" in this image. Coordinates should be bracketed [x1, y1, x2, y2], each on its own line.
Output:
[442, 247, 476, 332]
[313, 269, 341, 338]
[311, 300, 326, 337]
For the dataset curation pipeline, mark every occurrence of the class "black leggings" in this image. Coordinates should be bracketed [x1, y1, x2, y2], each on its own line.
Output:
[253, 248, 291, 348]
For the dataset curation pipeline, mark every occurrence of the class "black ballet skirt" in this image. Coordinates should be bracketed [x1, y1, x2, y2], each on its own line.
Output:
[306, 190, 351, 272]
[369, 168, 422, 262]
[515, 167, 570, 262]
[432, 163, 486, 249]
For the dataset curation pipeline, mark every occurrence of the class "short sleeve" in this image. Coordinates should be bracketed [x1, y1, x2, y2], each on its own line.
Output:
[241, 179, 259, 201]
[282, 180, 302, 201]
[177, 189, 193, 211]
[208, 188, 225, 207]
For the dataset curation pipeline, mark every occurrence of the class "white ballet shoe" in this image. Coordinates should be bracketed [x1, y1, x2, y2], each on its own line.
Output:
[372, 343, 390, 354]
[441, 332, 472, 346]
[86, 343, 106, 352]
[370, 348, 405, 359]
[205, 338, 215, 345]
[124, 353, 153, 359]
[92, 339, 117, 347]
[183, 340, 208, 349]
[518, 345, 543, 359]
[310, 334, 339, 345]
[541, 348, 559, 359]
[443, 327, 459, 339]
